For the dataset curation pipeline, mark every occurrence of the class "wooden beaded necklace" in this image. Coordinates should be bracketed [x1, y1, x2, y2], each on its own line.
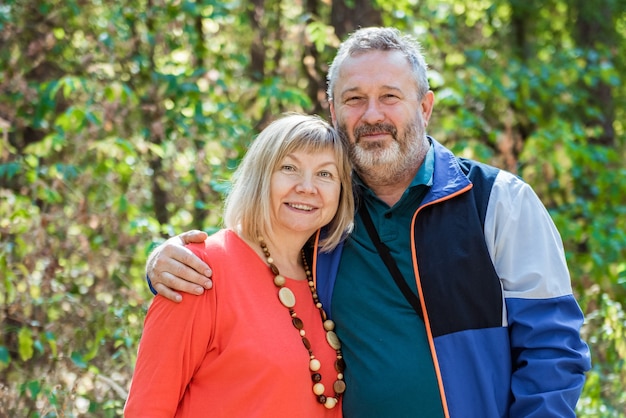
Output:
[259, 237, 346, 409]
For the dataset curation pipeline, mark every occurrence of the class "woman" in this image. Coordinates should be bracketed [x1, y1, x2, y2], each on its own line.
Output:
[125, 113, 354, 417]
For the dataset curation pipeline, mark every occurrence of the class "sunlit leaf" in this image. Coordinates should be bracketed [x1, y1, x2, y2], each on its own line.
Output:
[18, 327, 34, 361]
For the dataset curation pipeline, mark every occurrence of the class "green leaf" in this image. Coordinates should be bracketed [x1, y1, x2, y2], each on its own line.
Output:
[45, 331, 58, 358]
[71, 351, 87, 369]
[0, 346, 10, 365]
[18, 327, 34, 361]
[0, 162, 21, 180]
[26, 380, 41, 400]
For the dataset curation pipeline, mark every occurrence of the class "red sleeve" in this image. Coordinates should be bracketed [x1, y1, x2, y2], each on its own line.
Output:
[125, 244, 217, 417]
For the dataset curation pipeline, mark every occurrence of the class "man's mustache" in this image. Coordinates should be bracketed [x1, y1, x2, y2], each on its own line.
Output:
[354, 123, 397, 140]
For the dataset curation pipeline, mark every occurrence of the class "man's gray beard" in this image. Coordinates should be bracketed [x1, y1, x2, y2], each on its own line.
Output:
[349, 125, 425, 186]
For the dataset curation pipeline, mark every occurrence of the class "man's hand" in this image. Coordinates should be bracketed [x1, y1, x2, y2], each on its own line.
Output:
[146, 230, 213, 302]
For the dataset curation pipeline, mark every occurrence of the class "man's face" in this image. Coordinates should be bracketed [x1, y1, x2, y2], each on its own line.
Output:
[329, 50, 434, 176]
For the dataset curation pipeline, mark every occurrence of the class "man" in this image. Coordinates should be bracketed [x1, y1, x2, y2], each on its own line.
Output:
[146, 27, 590, 417]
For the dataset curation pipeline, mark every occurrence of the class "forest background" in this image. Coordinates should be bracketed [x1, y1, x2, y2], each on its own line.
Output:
[1, 0, 625, 416]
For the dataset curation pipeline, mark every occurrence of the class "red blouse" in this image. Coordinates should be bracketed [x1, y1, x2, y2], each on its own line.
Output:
[125, 229, 343, 417]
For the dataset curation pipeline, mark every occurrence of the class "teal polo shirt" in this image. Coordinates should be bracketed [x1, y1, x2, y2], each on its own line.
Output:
[332, 145, 445, 417]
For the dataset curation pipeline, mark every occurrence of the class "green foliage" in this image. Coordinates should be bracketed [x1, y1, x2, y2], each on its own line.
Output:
[1, 0, 625, 416]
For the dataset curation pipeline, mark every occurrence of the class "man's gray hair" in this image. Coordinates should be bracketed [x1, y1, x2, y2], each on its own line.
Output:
[326, 27, 430, 101]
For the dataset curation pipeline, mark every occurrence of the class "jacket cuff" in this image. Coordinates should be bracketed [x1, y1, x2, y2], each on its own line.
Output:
[146, 274, 158, 295]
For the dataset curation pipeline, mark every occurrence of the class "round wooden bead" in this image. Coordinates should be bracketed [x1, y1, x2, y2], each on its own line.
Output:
[274, 274, 286, 287]
[313, 383, 325, 395]
[333, 380, 347, 394]
[309, 358, 321, 371]
[278, 287, 295, 308]
[311, 373, 322, 383]
[323, 320, 335, 331]
[324, 397, 338, 409]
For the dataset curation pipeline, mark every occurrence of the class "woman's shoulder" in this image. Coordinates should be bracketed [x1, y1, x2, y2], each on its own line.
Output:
[187, 229, 252, 264]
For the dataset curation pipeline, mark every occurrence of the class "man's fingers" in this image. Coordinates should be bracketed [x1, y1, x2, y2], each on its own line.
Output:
[152, 269, 208, 302]
[144, 232, 213, 297]
[173, 248, 213, 282]
[167, 257, 213, 290]
[179, 230, 208, 245]
[152, 282, 184, 303]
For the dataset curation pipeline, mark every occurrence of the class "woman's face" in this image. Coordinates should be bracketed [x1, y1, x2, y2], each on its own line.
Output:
[269, 148, 342, 238]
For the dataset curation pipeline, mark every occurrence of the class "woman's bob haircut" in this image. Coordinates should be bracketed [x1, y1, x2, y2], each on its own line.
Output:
[223, 113, 354, 252]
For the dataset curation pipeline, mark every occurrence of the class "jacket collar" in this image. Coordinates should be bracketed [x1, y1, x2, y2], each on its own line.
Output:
[421, 136, 472, 206]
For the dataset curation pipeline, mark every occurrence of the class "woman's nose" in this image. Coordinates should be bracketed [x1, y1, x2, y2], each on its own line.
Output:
[295, 175, 317, 194]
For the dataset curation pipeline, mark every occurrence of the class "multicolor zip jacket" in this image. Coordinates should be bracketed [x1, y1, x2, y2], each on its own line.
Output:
[312, 138, 591, 418]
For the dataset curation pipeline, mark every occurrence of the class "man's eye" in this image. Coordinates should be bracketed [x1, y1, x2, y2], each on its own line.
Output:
[345, 96, 363, 104]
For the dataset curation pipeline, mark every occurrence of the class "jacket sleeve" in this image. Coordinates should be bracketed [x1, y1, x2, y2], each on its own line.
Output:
[484, 171, 591, 418]
[125, 244, 216, 417]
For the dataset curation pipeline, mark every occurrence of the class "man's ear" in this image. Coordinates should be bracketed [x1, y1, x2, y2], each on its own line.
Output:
[421, 91, 435, 127]
[329, 99, 338, 128]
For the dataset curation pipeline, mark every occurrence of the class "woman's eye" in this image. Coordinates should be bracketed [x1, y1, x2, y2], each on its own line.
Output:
[318, 171, 334, 179]
[281, 165, 296, 172]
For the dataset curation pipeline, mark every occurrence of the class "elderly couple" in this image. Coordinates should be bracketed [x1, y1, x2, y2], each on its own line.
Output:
[124, 27, 590, 418]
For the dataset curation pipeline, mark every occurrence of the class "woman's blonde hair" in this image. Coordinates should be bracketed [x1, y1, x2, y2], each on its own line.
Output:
[223, 113, 354, 252]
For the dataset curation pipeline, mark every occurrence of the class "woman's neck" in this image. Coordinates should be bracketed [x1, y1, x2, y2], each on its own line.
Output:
[240, 230, 311, 280]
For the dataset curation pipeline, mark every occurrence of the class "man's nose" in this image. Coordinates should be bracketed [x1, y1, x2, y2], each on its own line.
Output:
[361, 99, 385, 124]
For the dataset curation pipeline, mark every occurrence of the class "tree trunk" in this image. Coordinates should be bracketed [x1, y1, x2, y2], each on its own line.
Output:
[331, 0, 383, 40]
[570, 0, 617, 147]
